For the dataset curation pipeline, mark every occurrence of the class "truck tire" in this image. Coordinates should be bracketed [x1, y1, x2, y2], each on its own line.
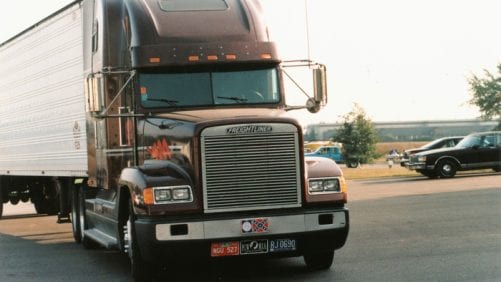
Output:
[44, 181, 60, 215]
[304, 251, 334, 271]
[10, 191, 20, 205]
[125, 201, 154, 282]
[30, 186, 46, 214]
[71, 186, 82, 243]
[436, 159, 457, 178]
[33, 199, 47, 214]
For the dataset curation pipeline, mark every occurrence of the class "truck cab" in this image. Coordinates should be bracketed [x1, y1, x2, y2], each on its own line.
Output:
[0, 0, 349, 281]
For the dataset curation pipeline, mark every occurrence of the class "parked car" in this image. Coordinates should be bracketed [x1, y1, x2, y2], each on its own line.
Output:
[400, 136, 464, 167]
[305, 146, 344, 163]
[406, 131, 501, 178]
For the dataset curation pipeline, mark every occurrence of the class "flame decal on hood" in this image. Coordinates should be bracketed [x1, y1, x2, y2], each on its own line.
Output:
[147, 138, 172, 160]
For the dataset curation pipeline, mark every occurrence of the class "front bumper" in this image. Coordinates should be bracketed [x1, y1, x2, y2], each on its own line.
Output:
[134, 208, 349, 262]
[406, 162, 427, 170]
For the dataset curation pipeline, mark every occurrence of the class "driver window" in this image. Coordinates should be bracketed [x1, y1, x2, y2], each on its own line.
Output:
[481, 135, 495, 147]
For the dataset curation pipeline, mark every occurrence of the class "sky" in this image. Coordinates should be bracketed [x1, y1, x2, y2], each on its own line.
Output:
[1, 0, 500, 126]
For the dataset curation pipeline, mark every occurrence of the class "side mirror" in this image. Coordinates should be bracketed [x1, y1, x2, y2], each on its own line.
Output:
[281, 60, 328, 113]
[84, 73, 104, 114]
[307, 64, 327, 113]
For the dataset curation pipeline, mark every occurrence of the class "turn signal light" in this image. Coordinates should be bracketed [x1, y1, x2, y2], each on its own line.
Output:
[260, 53, 272, 59]
[149, 57, 161, 63]
[143, 188, 154, 205]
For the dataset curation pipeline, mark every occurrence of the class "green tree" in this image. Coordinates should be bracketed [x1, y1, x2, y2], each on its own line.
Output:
[333, 104, 378, 166]
[468, 63, 501, 130]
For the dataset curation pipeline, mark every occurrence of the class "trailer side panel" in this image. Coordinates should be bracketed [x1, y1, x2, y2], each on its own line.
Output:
[0, 3, 87, 177]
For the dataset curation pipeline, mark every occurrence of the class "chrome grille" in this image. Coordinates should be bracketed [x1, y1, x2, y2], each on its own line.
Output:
[201, 123, 301, 213]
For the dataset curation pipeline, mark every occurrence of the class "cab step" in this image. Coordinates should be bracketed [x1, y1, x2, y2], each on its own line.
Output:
[83, 228, 118, 249]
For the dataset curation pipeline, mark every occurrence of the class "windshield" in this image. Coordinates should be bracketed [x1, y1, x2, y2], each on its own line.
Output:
[139, 68, 280, 108]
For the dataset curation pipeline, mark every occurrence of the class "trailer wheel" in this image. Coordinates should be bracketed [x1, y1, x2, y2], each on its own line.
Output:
[44, 181, 60, 215]
[20, 189, 30, 203]
[30, 186, 46, 214]
[71, 186, 81, 243]
[125, 201, 154, 281]
[304, 251, 334, 271]
[10, 191, 20, 205]
[33, 199, 46, 214]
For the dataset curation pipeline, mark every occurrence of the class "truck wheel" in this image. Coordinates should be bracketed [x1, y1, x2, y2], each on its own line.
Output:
[436, 159, 457, 178]
[71, 187, 82, 243]
[304, 251, 334, 271]
[125, 201, 154, 281]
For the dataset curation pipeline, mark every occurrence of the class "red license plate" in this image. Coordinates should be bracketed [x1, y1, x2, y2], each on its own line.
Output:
[211, 241, 240, 257]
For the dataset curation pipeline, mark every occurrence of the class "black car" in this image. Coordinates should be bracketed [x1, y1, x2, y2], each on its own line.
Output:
[407, 131, 501, 178]
[400, 136, 464, 167]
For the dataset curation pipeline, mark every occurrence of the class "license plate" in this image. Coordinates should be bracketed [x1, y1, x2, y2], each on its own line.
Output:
[211, 241, 239, 257]
[269, 238, 297, 253]
[240, 239, 268, 255]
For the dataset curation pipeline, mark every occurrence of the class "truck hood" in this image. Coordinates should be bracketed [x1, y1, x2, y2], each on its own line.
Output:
[305, 156, 343, 177]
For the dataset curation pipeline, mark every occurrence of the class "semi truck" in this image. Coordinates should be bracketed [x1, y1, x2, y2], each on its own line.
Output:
[0, 0, 349, 280]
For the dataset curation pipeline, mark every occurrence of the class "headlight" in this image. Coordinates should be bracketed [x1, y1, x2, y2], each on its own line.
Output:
[144, 185, 193, 205]
[308, 178, 341, 194]
[324, 179, 339, 191]
[155, 189, 172, 202]
[309, 180, 324, 192]
[172, 187, 191, 200]
[417, 156, 427, 162]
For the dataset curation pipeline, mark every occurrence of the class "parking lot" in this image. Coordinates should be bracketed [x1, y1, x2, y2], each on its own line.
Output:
[1, 172, 500, 281]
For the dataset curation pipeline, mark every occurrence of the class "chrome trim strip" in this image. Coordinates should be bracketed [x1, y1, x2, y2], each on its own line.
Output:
[155, 212, 347, 241]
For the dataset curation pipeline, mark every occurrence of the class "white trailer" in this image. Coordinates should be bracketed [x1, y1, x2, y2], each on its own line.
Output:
[0, 2, 86, 216]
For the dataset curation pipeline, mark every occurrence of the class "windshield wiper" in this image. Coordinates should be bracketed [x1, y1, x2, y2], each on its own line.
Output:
[147, 98, 179, 106]
[217, 96, 248, 103]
